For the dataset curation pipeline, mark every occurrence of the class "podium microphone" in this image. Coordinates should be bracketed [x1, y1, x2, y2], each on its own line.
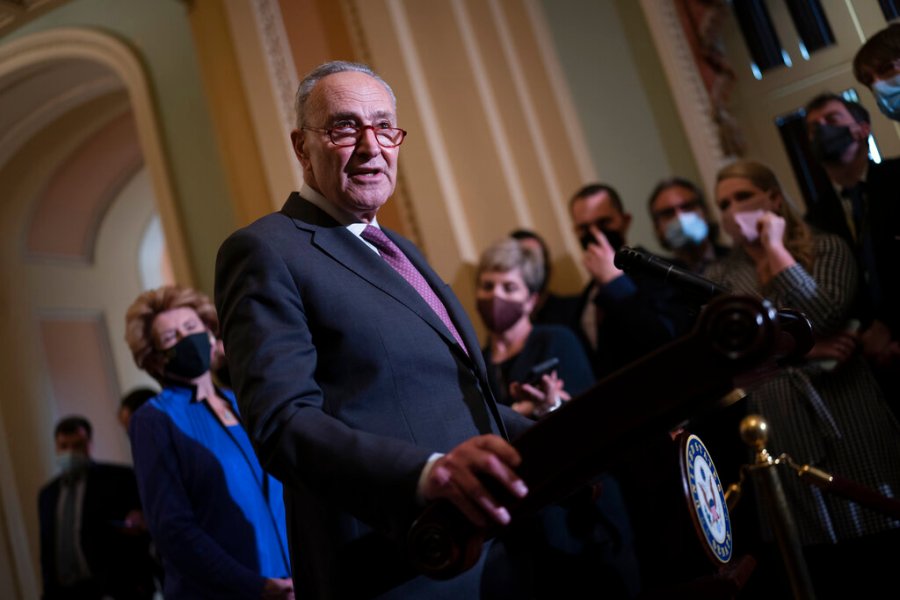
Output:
[613, 246, 729, 303]
[614, 246, 814, 361]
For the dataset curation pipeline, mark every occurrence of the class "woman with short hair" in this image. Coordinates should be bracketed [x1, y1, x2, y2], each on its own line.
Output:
[125, 285, 293, 599]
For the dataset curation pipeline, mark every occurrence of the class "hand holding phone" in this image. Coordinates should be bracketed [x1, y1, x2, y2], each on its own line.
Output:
[522, 357, 560, 387]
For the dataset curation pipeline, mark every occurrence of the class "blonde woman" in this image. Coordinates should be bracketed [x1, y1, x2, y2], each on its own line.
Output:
[706, 159, 900, 598]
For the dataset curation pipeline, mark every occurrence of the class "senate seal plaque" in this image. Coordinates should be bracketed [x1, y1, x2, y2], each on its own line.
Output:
[679, 433, 733, 565]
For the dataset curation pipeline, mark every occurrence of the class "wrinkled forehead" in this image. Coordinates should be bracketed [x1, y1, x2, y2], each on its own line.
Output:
[307, 71, 397, 123]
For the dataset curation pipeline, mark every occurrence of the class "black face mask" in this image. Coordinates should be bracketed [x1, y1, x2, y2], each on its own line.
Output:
[579, 226, 625, 252]
[162, 332, 212, 380]
[810, 123, 855, 163]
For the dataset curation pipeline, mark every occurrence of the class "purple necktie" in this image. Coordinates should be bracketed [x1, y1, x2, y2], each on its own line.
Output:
[361, 225, 469, 355]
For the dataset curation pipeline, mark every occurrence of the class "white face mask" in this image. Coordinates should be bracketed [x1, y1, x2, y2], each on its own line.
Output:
[872, 73, 900, 121]
[663, 212, 709, 249]
[55, 451, 89, 474]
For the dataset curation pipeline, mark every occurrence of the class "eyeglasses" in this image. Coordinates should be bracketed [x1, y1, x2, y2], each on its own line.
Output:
[303, 124, 407, 148]
[652, 198, 701, 221]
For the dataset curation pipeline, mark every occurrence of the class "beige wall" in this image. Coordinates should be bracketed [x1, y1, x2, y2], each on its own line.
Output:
[5, 0, 235, 294]
[541, 0, 702, 254]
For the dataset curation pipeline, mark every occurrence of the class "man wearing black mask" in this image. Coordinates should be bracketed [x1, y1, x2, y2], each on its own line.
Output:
[804, 93, 900, 409]
[539, 183, 682, 379]
[531, 184, 727, 593]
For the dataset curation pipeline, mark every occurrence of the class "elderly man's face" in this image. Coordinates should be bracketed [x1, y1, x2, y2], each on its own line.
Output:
[293, 71, 399, 222]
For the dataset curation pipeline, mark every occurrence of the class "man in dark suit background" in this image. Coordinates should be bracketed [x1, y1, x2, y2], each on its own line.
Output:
[555, 184, 730, 591]
[535, 183, 687, 379]
[804, 93, 900, 407]
[38, 415, 155, 600]
[215, 61, 540, 599]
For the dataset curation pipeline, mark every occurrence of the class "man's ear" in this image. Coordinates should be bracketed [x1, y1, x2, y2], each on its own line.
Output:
[524, 292, 539, 316]
[290, 129, 309, 168]
[858, 120, 872, 140]
[622, 212, 633, 232]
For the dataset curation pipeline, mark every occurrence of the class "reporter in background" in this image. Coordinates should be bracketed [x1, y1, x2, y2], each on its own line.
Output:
[507, 229, 571, 327]
[38, 416, 156, 600]
[476, 238, 591, 418]
[803, 92, 900, 413]
[552, 183, 690, 378]
[118, 387, 158, 431]
[647, 176, 728, 274]
[705, 159, 900, 599]
[474, 237, 640, 599]
[125, 285, 293, 599]
[853, 22, 900, 122]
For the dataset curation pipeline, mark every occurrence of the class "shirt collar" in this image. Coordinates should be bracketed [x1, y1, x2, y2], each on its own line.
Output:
[299, 181, 380, 238]
[833, 160, 871, 196]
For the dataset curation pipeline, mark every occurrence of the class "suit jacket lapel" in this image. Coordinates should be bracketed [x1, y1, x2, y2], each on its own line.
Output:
[282, 195, 471, 362]
[388, 230, 483, 368]
[281, 194, 506, 436]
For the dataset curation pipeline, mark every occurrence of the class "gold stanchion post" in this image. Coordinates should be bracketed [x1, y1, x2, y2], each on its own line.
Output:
[739, 415, 817, 600]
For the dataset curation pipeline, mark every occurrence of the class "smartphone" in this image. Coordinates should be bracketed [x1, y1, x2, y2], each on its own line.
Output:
[816, 318, 861, 372]
[522, 357, 560, 387]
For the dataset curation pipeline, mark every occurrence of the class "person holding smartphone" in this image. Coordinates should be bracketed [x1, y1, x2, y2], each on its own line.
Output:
[473, 236, 641, 598]
[475, 238, 594, 419]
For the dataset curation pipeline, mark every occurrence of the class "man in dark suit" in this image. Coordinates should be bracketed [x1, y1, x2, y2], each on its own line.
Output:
[38, 416, 155, 600]
[215, 61, 537, 599]
[535, 183, 745, 594]
[804, 93, 900, 403]
[535, 183, 686, 379]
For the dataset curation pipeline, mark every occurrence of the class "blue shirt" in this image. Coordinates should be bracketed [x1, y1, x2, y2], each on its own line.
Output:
[130, 385, 290, 599]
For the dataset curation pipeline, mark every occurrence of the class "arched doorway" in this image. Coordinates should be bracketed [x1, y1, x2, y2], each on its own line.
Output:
[0, 29, 186, 597]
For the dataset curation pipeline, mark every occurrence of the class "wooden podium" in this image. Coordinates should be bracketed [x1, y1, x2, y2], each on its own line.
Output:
[408, 294, 813, 580]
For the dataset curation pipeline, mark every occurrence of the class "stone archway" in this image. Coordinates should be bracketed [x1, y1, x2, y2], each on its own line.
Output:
[0, 28, 184, 597]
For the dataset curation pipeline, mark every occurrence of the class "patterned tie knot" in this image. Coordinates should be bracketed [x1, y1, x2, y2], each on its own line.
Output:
[361, 225, 398, 256]
[359, 225, 469, 356]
